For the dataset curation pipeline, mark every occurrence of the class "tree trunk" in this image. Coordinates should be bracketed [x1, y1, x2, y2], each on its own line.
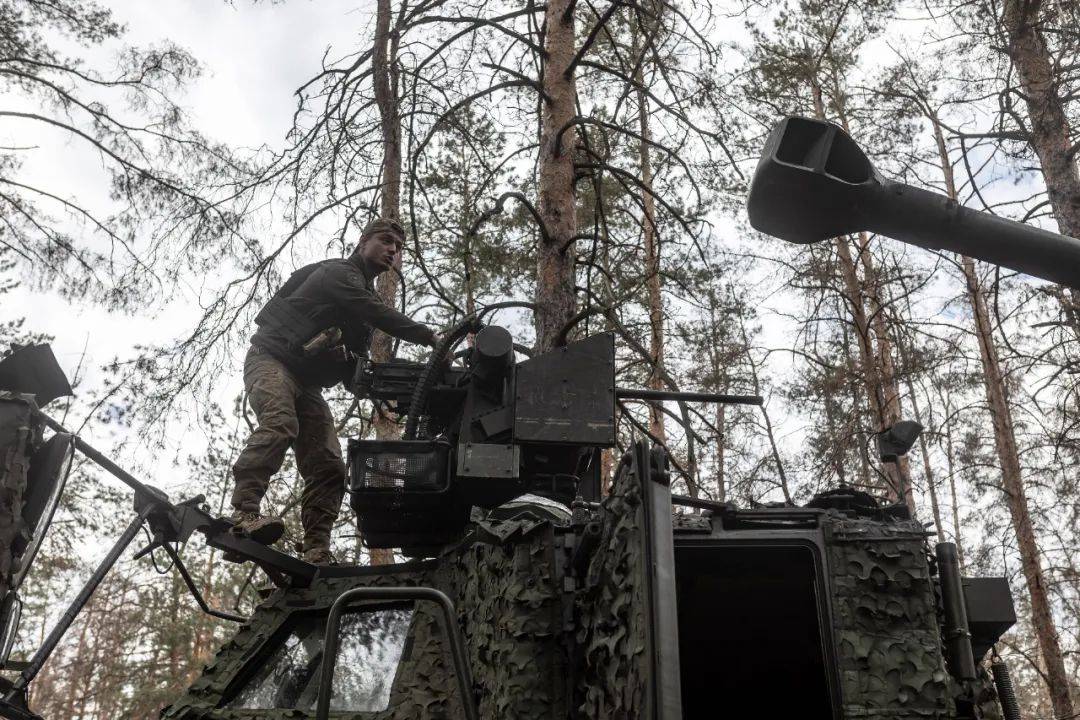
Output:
[369, 0, 403, 566]
[371, 0, 402, 367]
[893, 301, 942, 534]
[941, 394, 966, 569]
[933, 111, 1074, 717]
[534, 0, 578, 352]
[1002, 0, 1080, 238]
[461, 143, 477, 318]
[706, 290, 727, 500]
[902, 368, 944, 540]
[711, 324, 726, 502]
[811, 75, 907, 502]
[678, 401, 698, 497]
[842, 304, 876, 490]
[917, 424, 943, 539]
[629, 22, 665, 442]
[641, 101, 665, 441]
[966, 254, 1072, 718]
[190, 552, 217, 680]
[854, 233, 911, 507]
[822, 387, 846, 486]
[834, 239, 885, 420]
[1001, 0, 1080, 331]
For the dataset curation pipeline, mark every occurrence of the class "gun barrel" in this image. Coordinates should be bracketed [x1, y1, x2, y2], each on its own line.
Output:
[869, 181, 1080, 288]
[747, 116, 1080, 289]
[616, 388, 764, 406]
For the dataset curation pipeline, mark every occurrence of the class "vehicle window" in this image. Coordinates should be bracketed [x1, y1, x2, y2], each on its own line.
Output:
[226, 605, 414, 713]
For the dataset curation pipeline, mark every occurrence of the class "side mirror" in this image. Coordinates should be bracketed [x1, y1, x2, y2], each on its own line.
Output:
[0, 433, 73, 669]
[0, 591, 21, 669]
[0, 344, 73, 407]
[876, 420, 923, 462]
[14, 433, 75, 588]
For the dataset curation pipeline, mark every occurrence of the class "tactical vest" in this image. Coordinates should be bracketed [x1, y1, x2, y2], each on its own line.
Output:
[253, 261, 327, 350]
[252, 261, 354, 387]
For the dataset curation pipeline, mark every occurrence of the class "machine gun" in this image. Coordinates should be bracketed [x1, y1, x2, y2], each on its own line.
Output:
[345, 308, 762, 553]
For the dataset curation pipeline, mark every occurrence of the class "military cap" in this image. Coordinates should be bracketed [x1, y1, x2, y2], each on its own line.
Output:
[360, 217, 406, 243]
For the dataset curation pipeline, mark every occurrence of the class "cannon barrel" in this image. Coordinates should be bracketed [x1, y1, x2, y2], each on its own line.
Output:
[747, 116, 1080, 288]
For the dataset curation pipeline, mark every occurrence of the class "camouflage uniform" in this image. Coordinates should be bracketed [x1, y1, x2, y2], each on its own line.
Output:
[231, 346, 346, 553]
[231, 230, 435, 555]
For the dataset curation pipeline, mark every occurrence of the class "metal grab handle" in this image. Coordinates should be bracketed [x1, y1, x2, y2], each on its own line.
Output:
[316, 586, 478, 720]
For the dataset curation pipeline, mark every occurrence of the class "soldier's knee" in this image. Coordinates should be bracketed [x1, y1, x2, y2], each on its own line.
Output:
[308, 459, 347, 486]
[259, 413, 300, 443]
[233, 417, 300, 478]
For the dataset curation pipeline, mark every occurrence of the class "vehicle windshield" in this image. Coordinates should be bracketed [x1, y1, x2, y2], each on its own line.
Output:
[225, 604, 414, 713]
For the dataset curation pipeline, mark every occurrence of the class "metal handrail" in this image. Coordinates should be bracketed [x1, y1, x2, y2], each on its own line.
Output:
[315, 586, 477, 720]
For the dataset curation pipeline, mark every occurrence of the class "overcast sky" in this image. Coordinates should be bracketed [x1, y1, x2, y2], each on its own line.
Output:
[7, 1, 382, 481]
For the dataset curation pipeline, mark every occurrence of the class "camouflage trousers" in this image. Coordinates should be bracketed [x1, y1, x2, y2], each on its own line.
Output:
[231, 346, 346, 551]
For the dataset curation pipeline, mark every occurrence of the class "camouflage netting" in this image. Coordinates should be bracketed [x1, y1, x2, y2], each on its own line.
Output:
[574, 458, 650, 718]
[447, 519, 564, 720]
[670, 512, 710, 533]
[969, 668, 1004, 720]
[825, 514, 954, 719]
[153, 447, 1002, 720]
[160, 568, 462, 720]
[161, 517, 565, 720]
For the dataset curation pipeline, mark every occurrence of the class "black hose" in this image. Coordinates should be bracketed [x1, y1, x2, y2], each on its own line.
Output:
[475, 299, 537, 322]
[402, 318, 476, 440]
[991, 651, 1021, 720]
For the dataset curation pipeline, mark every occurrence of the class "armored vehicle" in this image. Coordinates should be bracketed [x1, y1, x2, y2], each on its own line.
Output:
[1, 115, 1070, 719]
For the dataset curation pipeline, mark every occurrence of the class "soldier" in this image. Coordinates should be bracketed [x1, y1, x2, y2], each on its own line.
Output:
[229, 218, 438, 565]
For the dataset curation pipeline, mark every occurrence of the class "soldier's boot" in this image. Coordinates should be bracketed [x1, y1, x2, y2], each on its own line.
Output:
[228, 510, 286, 545]
[302, 539, 337, 566]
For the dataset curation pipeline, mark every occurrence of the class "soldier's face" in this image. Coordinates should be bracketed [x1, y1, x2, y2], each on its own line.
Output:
[361, 231, 403, 272]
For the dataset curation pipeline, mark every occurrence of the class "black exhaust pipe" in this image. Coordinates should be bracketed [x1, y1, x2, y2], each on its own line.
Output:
[936, 542, 977, 681]
[747, 116, 1080, 288]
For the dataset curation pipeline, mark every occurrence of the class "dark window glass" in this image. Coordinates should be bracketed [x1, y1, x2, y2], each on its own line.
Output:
[676, 545, 834, 719]
[226, 606, 413, 712]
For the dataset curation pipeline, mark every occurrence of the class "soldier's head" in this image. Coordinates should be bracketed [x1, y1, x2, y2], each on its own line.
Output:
[355, 217, 405, 273]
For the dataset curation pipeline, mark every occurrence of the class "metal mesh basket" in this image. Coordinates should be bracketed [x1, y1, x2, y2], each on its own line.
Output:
[347, 440, 449, 508]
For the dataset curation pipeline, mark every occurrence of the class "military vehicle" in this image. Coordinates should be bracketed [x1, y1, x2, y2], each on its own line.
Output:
[0, 115, 1069, 719]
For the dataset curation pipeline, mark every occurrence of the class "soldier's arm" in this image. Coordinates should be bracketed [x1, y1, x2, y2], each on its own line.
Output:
[325, 265, 436, 346]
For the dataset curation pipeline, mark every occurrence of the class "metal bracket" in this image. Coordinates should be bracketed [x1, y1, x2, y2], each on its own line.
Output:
[457, 442, 520, 478]
[0, 692, 41, 720]
[1, 412, 322, 716]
